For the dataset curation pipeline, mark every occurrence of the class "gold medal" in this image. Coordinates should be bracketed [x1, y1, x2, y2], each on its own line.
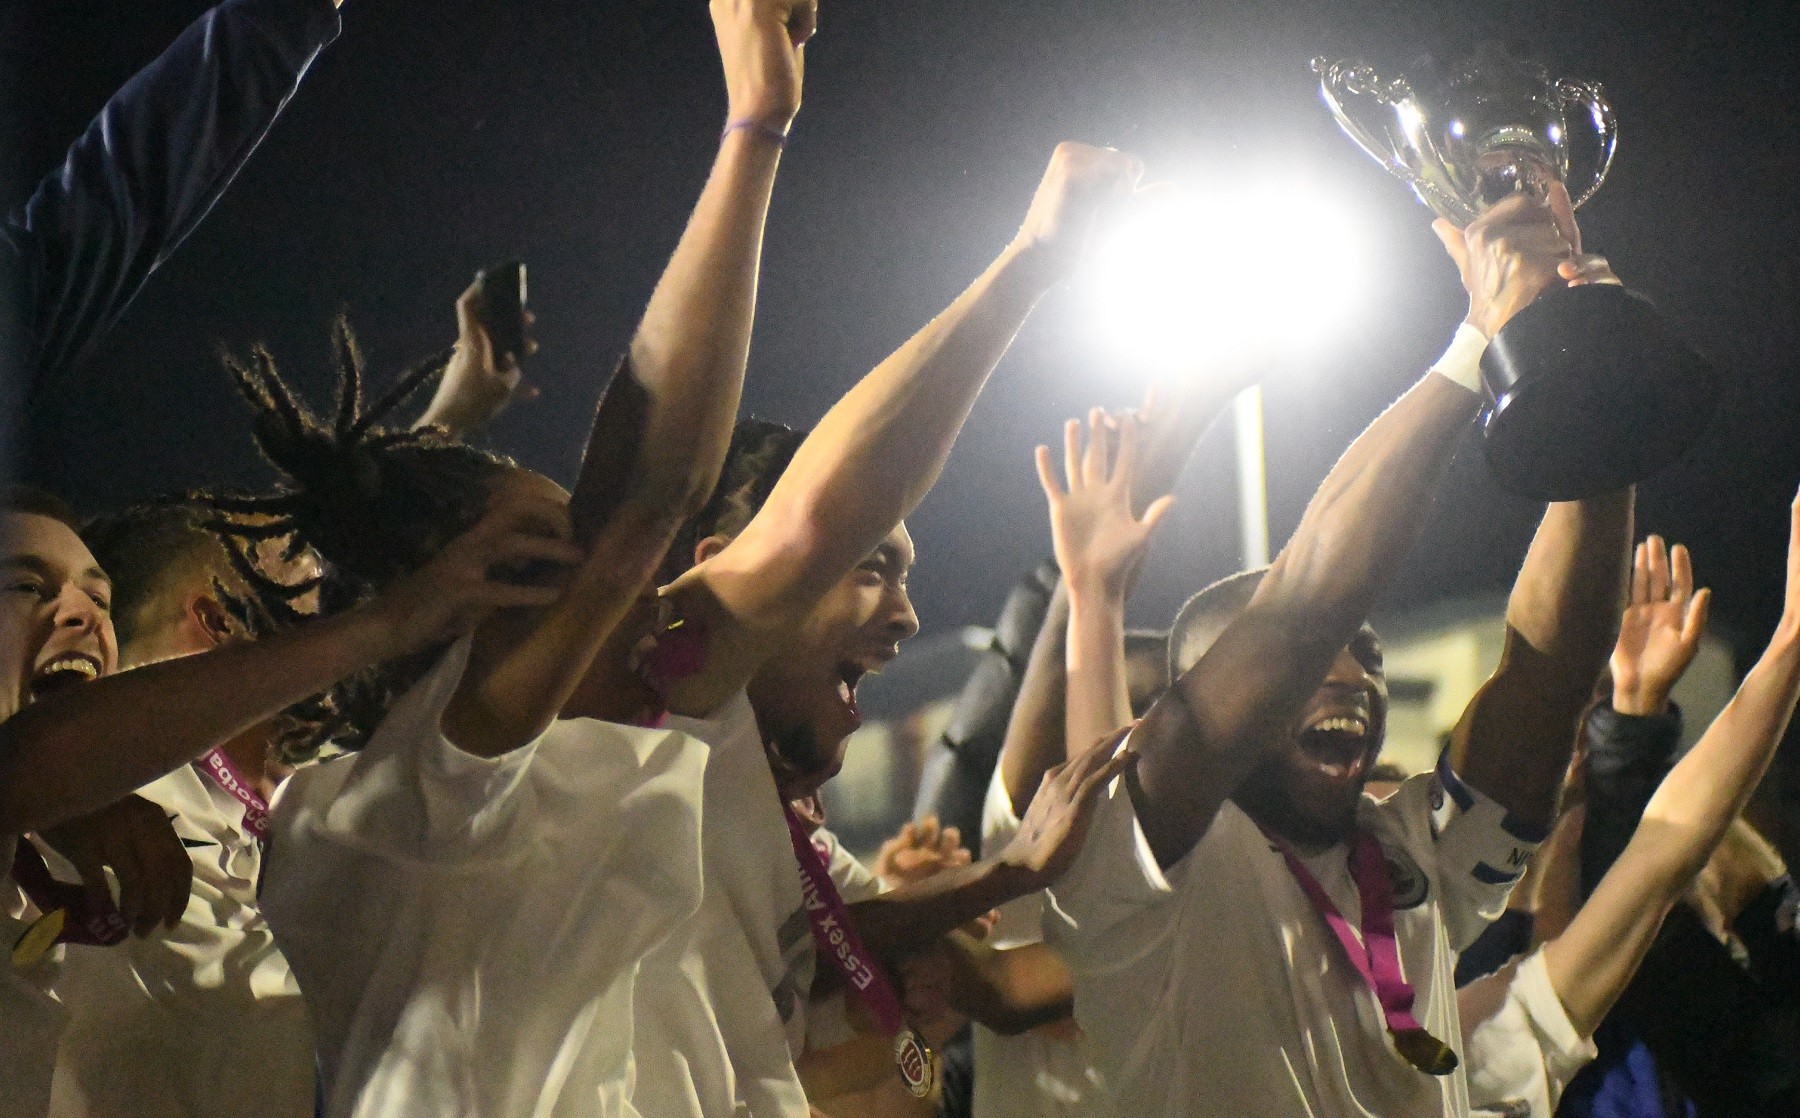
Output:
[1391, 1026, 1459, 1077]
[893, 1028, 938, 1098]
[11, 907, 66, 969]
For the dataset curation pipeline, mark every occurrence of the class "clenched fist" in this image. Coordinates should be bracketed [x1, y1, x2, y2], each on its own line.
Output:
[1010, 142, 1145, 288]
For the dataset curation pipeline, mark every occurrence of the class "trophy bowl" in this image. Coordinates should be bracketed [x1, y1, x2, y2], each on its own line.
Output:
[1313, 45, 1720, 501]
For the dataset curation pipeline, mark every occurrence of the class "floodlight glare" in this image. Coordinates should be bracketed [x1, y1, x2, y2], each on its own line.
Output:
[1086, 179, 1373, 372]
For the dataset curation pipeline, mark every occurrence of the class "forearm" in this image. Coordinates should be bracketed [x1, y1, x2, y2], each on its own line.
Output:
[851, 853, 1042, 960]
[998, 580, 1070, 813]
[18, 0, 340, 391]
[717, 245, 1049, 618]
[942, 934, 1075, 1035]
[1455, 493, 1633, 826]
[1546, 629, 1800, 1035]
[1135, 371, 1480, 864]
[1578, 703, 1682, 896]
[446, 506, 674, 757]
[0, 603, 395, 833]
[567, 134, 779, 545]
[1064, 580, 1131, 761]
[1130, 376, 1253, 514]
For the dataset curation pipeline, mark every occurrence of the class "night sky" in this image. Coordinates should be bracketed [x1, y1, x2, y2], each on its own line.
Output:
[7, 0, 1800, 668]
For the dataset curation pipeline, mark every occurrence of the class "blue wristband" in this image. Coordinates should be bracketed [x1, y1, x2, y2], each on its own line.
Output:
[721, 118, 789, 147]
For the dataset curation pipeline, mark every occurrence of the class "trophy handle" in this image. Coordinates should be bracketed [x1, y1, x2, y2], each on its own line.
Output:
[1313, 57, 1477, 225]
[1554, 79, 1618, 210]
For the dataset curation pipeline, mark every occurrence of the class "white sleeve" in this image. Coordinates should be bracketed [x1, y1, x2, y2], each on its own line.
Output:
[816, 825, 883, 904]
[981, 761, 1022, 852]
[306, 637, 542, 859]
[1384, 751, 1545, 951]
[1043, 762, 1179, 977]
[1460, 949, 1596, 1118]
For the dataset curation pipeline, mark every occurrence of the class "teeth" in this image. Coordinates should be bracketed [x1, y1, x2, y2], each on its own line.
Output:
[1313, 717, 1365, 736]
[40, 657, 97, 679]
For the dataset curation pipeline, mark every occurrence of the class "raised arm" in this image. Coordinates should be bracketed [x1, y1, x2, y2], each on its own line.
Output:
[10, 0, 343, 394]
[441, 0, 813, 752]
[995, 378, 1254, 815]
[1040, 412, 1172, 768]
[0, 493, 574, 834]
[665, 144, 1143, 709]
[1127, 190, 1573, 869]
[1534, 512, 1800, 1036]
[1448, 489, 1633, 831]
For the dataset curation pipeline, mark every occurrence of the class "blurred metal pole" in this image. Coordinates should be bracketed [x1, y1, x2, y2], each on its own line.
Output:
[1234, 385, 1270, 569]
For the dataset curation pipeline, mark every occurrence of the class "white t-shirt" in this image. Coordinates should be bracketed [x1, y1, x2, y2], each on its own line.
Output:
[2, 835, 68, 1118]
[48, 763, 314, 1118]
[974, 766, 1117, 1118]
[260, 638, 708, 1118]
[1459, 948, 1595, 1118]
[630, 692, 881, 1118]
[1045, 750, 1540, 1118]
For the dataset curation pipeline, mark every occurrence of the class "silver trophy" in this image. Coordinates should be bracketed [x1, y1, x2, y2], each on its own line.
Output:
[1313, 45, 1718, 501]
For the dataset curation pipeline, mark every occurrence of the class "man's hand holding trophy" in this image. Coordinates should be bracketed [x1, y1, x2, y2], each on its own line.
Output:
[1315, 43, 1719, 501]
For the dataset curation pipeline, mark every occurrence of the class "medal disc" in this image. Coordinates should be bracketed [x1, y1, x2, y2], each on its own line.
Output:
[11, 907, 66, 969]
[893, 1029, 938, 1098]
[1392, 1026, 1459, 1076]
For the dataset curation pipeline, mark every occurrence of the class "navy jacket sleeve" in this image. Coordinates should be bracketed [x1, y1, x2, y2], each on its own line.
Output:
[1578, 701, 1683, 900]
[911, 560, 1059, 857]
[4, 0, 341, 397]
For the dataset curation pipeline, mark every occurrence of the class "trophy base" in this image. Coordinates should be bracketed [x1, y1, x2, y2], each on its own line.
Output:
[1480, 283, 1720, 502]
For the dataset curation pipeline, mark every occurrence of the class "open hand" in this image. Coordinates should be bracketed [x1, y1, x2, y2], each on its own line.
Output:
[999, 723, 1139, 886]
[875, 814, 973, 887]
[40, 794, 192, 938]
[1610, 535, 1709, 715]
[714, 0, 818, 131]
[1010, 142, 1145, 288]
[1433, 183, 1579, 338]
[370, 482, 584, 656]
[1037, 409, 1174, 601]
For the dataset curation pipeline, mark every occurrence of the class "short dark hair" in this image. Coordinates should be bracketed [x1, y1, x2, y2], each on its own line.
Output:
[1167, 568, 1269, 680]
[4, 485, 81, 532]
[665, 418, 808, 579]
[81, 500, 225, 648]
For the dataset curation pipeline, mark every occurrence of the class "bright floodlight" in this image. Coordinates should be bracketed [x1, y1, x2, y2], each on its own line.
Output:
[1086, 177, 1373, 372]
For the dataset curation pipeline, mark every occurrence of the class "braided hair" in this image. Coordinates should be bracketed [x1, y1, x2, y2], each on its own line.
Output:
[195, 317, 519, 749]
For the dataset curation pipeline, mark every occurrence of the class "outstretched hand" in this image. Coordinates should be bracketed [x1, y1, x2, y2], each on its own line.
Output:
[714, 0, 818, 131]
[40, 794, 192, 938]
[370, 484, 584, 657]
[1037, 409, 1174, 601]
[1610, 535, 1709, 715]
[1009, 142, 1145, 288]
[875, 814, 973, 887]
[999, 723, 1139, 886]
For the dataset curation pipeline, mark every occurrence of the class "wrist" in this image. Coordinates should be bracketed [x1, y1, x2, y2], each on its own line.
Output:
[991, 845, 1053, 893]
[1430, 322, 1490, 394]
[1610, 684, 1671, 717]
[1065, 569, 1127, 608]
[721, 115, 790, 149]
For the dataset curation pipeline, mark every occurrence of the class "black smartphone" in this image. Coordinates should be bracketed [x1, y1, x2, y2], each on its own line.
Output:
[473, 259, 528, 363]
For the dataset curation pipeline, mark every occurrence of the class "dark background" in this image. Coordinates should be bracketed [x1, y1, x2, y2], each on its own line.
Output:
[6, 0, 1800, 715]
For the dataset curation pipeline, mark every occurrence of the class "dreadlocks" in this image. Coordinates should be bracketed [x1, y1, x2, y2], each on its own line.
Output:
[196, 316, 518, 748]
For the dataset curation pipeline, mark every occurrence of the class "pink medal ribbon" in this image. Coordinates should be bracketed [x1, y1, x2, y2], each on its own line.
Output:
[1265, 826, 1458, 1076]
[198, 748, 270, 843]
[782, 805, 938, 1098]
